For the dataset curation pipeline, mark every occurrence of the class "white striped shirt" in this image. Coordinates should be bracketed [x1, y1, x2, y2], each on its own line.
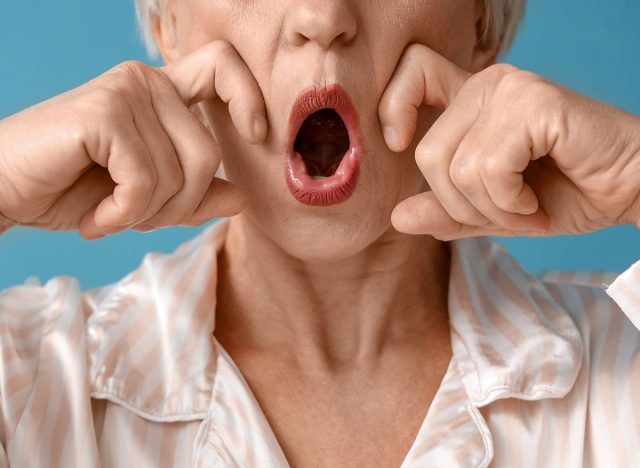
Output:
[1, 219, 639, 467]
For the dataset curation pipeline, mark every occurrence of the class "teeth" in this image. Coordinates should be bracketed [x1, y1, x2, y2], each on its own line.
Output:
[312, 175, 328, 180]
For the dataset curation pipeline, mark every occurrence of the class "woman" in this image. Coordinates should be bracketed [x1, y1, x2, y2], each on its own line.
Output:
[1, 0, 639, 466]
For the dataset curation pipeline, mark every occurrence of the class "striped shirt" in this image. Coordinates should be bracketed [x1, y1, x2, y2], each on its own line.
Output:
[1, 219, 639, 467]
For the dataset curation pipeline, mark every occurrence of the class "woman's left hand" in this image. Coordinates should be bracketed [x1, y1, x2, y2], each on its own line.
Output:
[379, 44, 640, 240]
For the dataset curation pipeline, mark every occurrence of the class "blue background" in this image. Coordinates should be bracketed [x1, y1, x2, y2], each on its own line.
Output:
[1, 0, 639, 291]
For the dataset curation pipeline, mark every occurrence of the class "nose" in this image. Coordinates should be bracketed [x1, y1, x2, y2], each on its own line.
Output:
[284, 0, 357, 50]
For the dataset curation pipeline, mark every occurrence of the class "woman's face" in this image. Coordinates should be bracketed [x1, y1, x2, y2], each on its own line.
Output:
[164, 0, 485, 261]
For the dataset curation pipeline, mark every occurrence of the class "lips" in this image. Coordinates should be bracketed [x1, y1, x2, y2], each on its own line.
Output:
[285, 85, 361, 206]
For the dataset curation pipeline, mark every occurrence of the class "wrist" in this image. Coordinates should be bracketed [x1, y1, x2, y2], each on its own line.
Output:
[618, 133, 640, 228]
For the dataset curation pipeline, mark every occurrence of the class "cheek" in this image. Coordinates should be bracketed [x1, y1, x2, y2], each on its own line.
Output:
[175, 0, 473, 199]
[174, 1, 240, 54]
[371, 0, 477, 71]
[415, 0, 478, 61]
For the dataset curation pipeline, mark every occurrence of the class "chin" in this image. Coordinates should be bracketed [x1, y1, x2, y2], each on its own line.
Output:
[234, 147, 408, 263]
[212, 84, 427, 262]
[264, 202, 395, 263]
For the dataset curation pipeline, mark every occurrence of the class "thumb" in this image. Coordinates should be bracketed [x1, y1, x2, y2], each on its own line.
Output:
[391, 191, 548, 240]
[378, 44, 470, 152]
[180, 178, 247, 227]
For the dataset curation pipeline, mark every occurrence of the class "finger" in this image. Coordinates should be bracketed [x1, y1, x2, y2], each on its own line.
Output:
[80, 123, 156, 233]
[448, 120, 548, 231]
[184, 178, 247, 225]
[87, 99, 185, 237]
[379, 44, 471, 152]
[22, 165, 114, 235]
[161, 41, 267, 144]
[478, 120, 542, 215]
[419, 151, 489, 228]
[133, 178, 246, 231]
[126, 96, 186, 226]
[137, 72, 222, 228]
[412, 83, 488, 227]
[391, 191, 548, 240]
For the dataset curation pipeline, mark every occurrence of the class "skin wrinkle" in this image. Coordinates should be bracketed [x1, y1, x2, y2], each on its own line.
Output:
[148, 1, 496, 465]
[5, 0, 640, 465]
[216, 213, 450, 367]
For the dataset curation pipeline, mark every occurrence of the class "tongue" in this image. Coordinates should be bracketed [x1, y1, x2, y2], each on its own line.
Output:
[297, 142, 345, 177]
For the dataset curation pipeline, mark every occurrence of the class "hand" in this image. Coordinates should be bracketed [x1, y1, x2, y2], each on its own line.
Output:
[0, 41, 267, 240]
[379, 44, 640, 240]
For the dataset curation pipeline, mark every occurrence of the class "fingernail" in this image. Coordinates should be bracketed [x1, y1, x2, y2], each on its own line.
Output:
[383, 126, 400, 151]
[85, 234, 105, 241]
[253, 114, 267, 142]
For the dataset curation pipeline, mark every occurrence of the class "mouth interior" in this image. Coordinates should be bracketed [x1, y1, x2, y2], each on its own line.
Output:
[294, 108, 350, 178]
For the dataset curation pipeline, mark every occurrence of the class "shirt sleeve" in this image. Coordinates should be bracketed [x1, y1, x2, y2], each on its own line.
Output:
[0, 276, 99, 466]
[605, 259, 640, 331]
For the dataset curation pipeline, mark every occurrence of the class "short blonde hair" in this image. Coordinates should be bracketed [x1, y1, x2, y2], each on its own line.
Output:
[135, 0, 526, 59]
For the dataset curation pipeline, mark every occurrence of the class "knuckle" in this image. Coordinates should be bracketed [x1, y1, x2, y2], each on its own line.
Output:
[489, 63, 519, 77]
[415, 149, 436, 171]
[115, 60, 151, 78]
[529, 77, 564, 107]
[415, 141, 440, 168]
[150, 66, 175, 92]
[480, 155, 502, 179]
[496, 71, 523, 95]
[468, 63, 516, 89]
[495, 69, 543, 102]
[449, 159, 475, 189]
[207, 40, 235, 65]
[108, 61, 154, 101]
[88, 87, 128, 121]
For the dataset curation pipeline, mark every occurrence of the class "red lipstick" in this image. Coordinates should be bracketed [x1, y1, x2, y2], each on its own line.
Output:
[285, 85, 361, 206]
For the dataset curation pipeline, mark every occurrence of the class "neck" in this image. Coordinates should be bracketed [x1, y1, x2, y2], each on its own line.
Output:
[215, 214, 451, 369]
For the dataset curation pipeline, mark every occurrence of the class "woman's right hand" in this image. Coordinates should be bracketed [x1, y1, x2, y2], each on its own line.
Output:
[0, 41, 267, 240]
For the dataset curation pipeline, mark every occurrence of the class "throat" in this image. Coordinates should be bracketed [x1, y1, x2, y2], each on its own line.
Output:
[214, 216, 451, 365]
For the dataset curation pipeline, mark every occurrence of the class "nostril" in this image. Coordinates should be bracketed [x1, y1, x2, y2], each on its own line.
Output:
[285, 2, 357, 50]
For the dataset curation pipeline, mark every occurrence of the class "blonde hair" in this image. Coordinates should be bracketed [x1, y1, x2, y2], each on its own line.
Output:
[484, 0, 527, 53]
[134, 0, 526, 58]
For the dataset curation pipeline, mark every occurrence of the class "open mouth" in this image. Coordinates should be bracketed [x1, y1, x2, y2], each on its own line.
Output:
[294, 109, 350, 178]
[285, 85, 361, 206]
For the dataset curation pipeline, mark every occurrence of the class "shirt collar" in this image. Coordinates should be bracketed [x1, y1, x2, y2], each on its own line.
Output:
[85, 221, 228, 422]
[447, 236, 584, 407]
[85, 220, 583, 421]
